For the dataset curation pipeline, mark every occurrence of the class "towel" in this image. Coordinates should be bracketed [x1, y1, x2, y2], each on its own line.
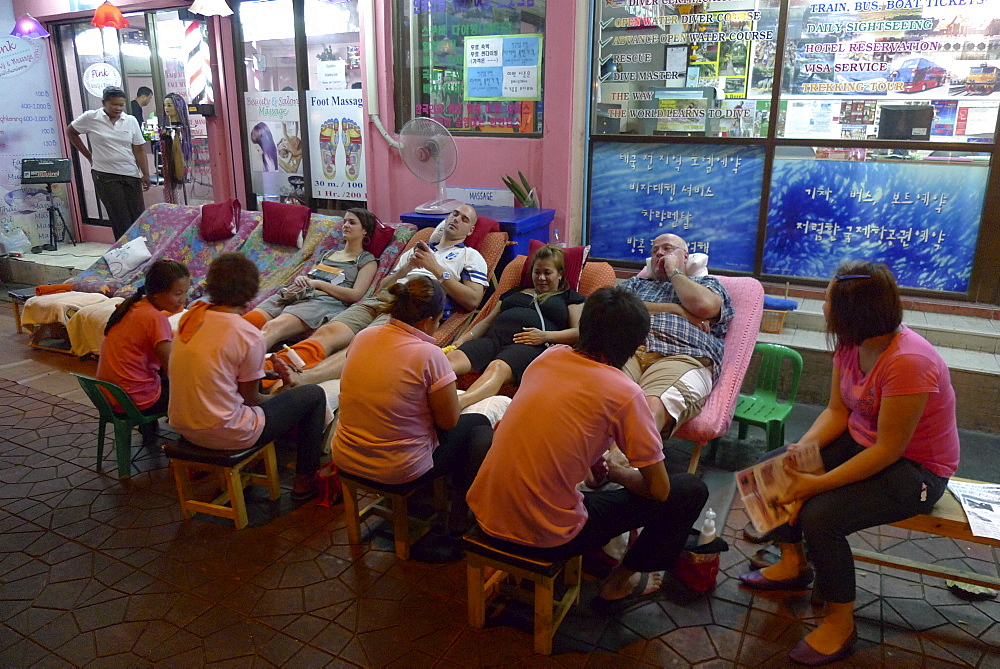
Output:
[177, 300, 213, 342]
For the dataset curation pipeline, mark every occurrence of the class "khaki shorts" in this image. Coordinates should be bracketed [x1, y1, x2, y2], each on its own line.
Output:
[330, 297, 383, 334]
[623, 347, 713, 430]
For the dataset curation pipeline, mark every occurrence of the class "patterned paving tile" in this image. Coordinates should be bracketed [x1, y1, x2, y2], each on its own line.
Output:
[0, 379, 998, 666]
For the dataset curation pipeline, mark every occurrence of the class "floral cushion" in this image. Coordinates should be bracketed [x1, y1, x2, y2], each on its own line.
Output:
[115, 209, 262, 301]
[241, 212, 343, 309]
[70, 203, 200, 295]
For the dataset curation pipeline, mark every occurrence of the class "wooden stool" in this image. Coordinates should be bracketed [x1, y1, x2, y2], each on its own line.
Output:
[163, 438, 280, 530]
[339, 470, 447, 560]
[463, 527, 582, 655]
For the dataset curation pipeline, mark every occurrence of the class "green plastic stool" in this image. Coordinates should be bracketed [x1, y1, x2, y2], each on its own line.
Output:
[733, 343, 803, 451]
[72, 373, 165, 478]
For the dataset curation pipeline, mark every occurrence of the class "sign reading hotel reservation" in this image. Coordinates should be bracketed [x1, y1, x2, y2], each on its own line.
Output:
[592, 0, 1000, 143]
[306, 89, 367, 201]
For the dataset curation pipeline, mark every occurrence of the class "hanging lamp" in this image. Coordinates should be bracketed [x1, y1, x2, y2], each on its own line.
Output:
[91, 1, 130, 29]
[10, 14, 50, 39]
[189, 0, 234, 17]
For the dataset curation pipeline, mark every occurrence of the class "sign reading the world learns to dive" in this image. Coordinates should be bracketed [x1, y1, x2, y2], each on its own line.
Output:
[464, 34, 542, 101]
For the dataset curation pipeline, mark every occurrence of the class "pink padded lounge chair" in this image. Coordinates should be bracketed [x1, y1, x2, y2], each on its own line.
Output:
[675, 275, 765, 473]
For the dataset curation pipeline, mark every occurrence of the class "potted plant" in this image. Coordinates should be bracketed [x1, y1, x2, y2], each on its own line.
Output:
[502, 171, 539, 208]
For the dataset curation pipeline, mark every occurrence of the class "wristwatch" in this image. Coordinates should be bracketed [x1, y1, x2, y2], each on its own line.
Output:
[667, 268, 684, 280]
[440, 271, 452, 281]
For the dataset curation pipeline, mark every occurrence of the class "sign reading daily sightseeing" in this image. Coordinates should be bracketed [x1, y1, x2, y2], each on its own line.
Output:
[592, 0, 1000, 143]
[243, 92, 304, 199]
[306, 89, 367, 201]
[0, 5, 70, 248]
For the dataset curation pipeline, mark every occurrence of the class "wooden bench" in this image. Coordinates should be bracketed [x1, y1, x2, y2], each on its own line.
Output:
[851, 480, 1000, 590]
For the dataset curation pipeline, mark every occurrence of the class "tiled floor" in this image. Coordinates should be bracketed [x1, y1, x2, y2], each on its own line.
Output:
[1, 310, 999, 666]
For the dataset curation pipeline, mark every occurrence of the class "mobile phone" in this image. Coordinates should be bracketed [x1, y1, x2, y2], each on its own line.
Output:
[416, 240, 430, 252]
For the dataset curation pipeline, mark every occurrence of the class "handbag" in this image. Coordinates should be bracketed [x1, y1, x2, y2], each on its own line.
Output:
[276, 283, 314, 306]
[315, 460, 342, 507]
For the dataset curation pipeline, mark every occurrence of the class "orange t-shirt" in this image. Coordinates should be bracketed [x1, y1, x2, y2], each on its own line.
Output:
[467, 345, 664, 548]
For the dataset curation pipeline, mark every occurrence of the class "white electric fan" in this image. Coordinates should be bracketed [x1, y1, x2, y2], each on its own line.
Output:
[397, 118, 466, 214]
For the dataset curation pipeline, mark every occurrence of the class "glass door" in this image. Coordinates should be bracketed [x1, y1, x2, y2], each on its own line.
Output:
[55, 8, 217, 232]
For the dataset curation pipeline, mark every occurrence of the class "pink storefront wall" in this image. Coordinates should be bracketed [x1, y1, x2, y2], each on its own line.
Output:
[14, 0, 239, 245]
[363, 1, 586, 244]
[14, 0, 585, 244]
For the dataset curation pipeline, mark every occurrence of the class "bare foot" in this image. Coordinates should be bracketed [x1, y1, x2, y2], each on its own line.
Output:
[271, 355, 300, 389]
[598, 568, 662, 601]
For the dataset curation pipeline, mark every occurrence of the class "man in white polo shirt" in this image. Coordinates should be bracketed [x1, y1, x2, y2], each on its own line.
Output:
[66, 85, 150, 240]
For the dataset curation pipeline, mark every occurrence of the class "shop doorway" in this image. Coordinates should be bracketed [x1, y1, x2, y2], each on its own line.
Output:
[54, 8, 216, 233]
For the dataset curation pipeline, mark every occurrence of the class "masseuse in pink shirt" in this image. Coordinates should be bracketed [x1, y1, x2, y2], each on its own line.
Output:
[331, 275, 493, 561]
[739, 261, 960, 666]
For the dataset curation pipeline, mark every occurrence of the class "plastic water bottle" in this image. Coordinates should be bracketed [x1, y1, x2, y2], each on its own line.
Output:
[282, 345, 306, 370]
[698, 507, 717, 545]
[550, 228, 566, 248]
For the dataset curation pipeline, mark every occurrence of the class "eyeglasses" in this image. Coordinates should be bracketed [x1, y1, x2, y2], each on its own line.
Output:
[834, 274, 870, 280]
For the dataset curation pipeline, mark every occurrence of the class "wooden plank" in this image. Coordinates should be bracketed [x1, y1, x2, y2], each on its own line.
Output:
[852, 548, 1000, 590]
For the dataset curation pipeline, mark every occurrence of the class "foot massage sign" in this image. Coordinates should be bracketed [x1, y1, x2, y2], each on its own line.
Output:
[307, 90, 367, 201]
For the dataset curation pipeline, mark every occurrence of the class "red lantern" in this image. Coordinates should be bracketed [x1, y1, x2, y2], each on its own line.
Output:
[91, 1, 129, 29]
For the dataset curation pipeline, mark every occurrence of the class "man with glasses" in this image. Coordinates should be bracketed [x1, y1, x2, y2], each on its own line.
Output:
[621, 233, 734, 437]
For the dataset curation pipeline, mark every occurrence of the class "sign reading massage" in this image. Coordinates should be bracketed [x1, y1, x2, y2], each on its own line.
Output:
[464, 34, 542, 101]
[0, 3, 67, 248]
[243, 92, 304, 198]
[306, 89, 367, 201]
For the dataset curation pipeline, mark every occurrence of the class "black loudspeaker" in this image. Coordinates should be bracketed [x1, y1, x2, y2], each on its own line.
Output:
[877, 105, 933, 141]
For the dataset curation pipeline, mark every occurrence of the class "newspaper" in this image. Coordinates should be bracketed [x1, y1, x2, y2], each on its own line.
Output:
[737, 443, 824, 533]
[947, 480, 1000, 541]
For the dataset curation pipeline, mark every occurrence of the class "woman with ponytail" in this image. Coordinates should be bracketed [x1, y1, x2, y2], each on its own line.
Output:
[330, 276, 494, 559]
[97, 260, 190, 445]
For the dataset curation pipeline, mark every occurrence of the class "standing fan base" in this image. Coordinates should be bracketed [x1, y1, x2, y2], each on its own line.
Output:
[414, 197, 466, 215]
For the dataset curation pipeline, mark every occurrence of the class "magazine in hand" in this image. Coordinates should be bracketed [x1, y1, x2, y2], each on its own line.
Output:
[308, 263, 346, 285]
[737, 443, 824, 533]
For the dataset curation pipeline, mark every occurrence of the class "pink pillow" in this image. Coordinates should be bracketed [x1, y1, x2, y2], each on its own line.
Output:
[262, 201, 311, 247]
[362, 217, 394, 258]
[199, 199, 241, 242]
[465, 215, 500, 250]
[520, 239, 589, 291]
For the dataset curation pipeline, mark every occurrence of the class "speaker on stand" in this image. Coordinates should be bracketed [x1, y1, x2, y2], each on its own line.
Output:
[19, 158, 75, 253]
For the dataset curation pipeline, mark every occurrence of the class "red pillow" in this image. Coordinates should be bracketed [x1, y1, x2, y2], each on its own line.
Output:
[519, 239, 590, 291]
[199, 198, 241, 242]
[465, 215, 500, 250]
[362, 217, 394, 258]
[262, 200, 311, 247]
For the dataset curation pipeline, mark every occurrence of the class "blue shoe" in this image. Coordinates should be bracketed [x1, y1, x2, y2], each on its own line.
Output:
[739, 567, 814, 591]
[788, 631, 856, 666]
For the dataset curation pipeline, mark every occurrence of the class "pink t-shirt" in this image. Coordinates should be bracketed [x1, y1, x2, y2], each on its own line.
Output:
[167, 310, 266, 450]
[467, 345, 665, 548]
[96, 299, 172, 410]
[836, 326, 959, 478]
[332, 318, 457, 484]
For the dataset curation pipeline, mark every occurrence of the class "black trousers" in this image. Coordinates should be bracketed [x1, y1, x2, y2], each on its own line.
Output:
[92, 170, 145, 240]
[483, 472, 709, 574]
[765, 432, 947, 603]
[253, 384, 327, 477]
